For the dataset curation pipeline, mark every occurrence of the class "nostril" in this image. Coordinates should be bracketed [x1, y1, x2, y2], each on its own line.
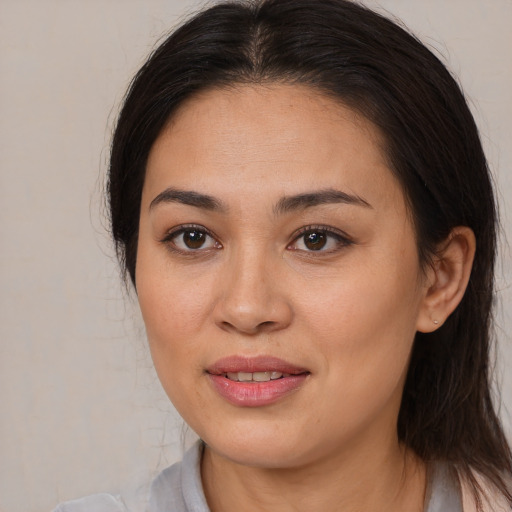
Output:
[219, 319, 277, 335]
[214, 289, 293, 334]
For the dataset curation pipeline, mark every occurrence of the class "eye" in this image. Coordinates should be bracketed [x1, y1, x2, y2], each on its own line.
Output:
[288, 226, 352, 253]
[162, 225, 221, 252]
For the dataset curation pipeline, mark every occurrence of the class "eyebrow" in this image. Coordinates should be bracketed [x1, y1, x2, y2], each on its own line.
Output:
[274, 188, 372, 215]
[149, 188, 227, 212]
[149, 186, 371, 215]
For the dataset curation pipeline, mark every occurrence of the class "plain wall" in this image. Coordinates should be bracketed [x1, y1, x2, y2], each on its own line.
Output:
[0, 1, 510, 511]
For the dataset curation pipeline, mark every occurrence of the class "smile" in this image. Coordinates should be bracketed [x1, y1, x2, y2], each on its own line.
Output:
[223, 371, 289, 382]
[206, 356, 310, 407]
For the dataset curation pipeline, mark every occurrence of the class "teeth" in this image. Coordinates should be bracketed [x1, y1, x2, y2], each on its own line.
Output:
[253, 372, 271, 382]
[225, 371, 287, 382]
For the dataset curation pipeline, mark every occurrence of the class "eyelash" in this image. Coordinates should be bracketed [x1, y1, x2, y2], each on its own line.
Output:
[288, 225, 354, 254]
[160, 224, 221, 255]
[160, 224, 353, 255]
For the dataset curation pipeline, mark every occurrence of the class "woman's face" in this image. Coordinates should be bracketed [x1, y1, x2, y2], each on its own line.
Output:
[136, 84, 432, 468]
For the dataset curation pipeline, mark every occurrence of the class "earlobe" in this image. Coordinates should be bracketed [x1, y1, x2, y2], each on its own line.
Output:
[416, 226, 476, 333]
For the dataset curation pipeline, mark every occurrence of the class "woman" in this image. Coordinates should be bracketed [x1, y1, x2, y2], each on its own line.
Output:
[55, 0, 512, 510]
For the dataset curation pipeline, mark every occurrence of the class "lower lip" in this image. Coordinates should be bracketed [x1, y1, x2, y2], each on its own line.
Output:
[208, 374, 309, 407]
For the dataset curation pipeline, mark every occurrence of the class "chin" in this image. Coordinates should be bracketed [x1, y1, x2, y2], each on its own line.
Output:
[196, 421, 323, 469]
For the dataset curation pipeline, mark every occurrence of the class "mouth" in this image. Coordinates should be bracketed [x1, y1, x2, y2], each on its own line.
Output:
[206, 356, 310, 407]
[220, 371, 294, 382]
[206, 354, 309, 376]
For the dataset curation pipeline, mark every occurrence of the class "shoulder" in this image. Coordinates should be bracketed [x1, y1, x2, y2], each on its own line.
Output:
[52, 477, 151, 512]
[459, 469, 511, 512]
[52, 493, 129, 512]
[52, 441, 208, 512]
[149, 440, 209, 511]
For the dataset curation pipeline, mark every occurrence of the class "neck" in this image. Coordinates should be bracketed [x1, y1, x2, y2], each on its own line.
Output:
[201, 437, 427, 512]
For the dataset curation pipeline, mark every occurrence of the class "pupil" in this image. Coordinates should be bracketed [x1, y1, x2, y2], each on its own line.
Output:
[304, 232, 326, 250]
[184, 230, 205, 249]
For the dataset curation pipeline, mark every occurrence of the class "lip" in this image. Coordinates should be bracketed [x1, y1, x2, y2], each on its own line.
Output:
[207, 355, 308, 375]
[206, 355, 310, 407]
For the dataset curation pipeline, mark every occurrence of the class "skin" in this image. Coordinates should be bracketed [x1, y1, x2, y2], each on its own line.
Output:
[136, 84, 475, 512]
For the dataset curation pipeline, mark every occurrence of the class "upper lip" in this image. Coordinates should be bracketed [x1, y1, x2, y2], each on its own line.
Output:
[206, 355, 309, 375]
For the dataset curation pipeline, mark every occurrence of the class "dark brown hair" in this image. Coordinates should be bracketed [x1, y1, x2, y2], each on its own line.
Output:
[108, 0, 512, 503]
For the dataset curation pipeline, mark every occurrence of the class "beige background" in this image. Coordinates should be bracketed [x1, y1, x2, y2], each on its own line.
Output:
[0, 1, 511, 511]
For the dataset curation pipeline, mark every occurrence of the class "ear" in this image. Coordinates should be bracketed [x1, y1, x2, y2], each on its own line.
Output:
[416, 226, 476, 333]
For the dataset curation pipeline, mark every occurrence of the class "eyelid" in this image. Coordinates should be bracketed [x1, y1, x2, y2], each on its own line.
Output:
[159, 224, 222, 252]
[159, 223, 352, 255]
[288, 224, 354, 252]
[160, 223, 212, 241]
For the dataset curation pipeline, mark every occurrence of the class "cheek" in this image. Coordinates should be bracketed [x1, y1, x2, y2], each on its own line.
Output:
[135, 246, 216, 386]
[299, 258, 422, 345]
[298, 249, 423, 398]
[136, 246, 212, 337]
[136, 266, 215, 417]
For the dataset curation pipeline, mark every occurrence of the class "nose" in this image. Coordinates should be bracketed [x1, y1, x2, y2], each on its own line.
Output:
[213, 247, 293, 335]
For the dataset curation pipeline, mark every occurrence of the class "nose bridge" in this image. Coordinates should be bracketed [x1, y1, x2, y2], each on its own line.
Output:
[214, 242, 292, 334]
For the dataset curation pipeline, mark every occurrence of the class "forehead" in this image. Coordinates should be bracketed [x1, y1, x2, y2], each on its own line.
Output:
[144, 84, 402, 210]
[163, 83, 385, 157]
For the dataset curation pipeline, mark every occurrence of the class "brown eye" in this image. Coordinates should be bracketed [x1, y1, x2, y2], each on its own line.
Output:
[303, 232, 327, 251]
[182, 229, 207, 249]
[288, 226, 353, 254]
[165, 226, 220, 252]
